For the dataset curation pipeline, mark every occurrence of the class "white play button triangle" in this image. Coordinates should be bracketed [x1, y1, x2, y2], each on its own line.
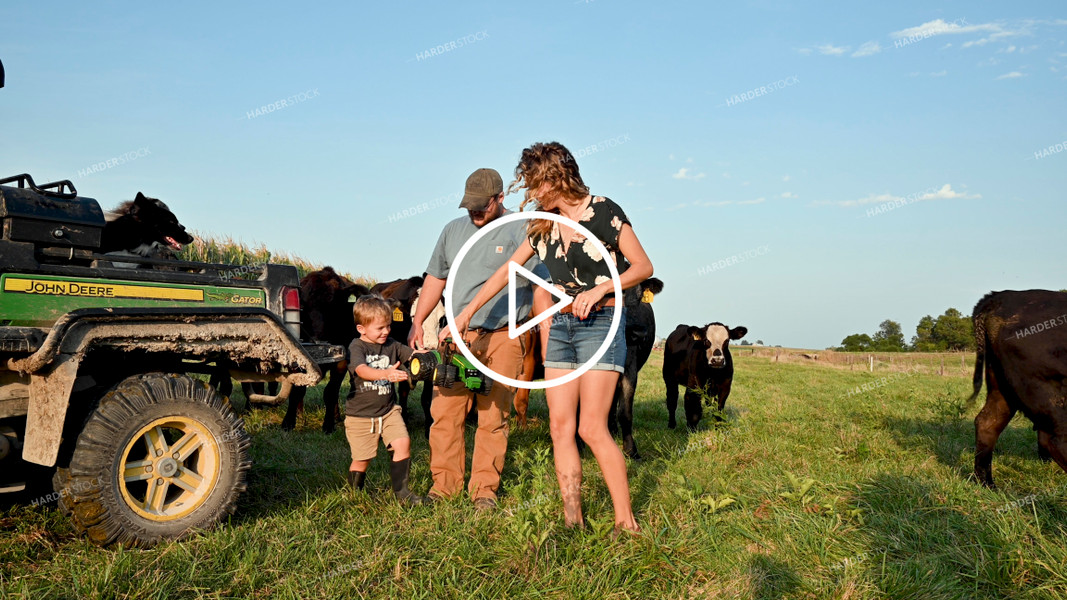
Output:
[508, 262, 572, 339]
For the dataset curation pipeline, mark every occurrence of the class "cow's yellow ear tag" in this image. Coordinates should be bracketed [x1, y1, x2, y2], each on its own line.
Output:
[392, 307, 404, 322]
[348, 295, 357, 303]
[692, 333, 701, 340]
[641, 290, 654, 304]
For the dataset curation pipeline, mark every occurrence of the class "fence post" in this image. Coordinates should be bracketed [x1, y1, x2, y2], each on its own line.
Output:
[940, 355, 945, 376]
[869, 355, 873, 372]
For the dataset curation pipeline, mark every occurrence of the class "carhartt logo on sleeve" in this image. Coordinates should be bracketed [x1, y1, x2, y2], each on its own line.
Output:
[495, 246, 504, 253]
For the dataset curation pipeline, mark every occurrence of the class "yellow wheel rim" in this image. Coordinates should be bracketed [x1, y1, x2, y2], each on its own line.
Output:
[410, 358, 421, 376]
[118, 416, 222, 522]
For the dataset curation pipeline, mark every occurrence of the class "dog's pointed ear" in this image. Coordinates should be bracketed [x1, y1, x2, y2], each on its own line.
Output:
[729, 326, 748, 340]
[134, 192, 151, 207]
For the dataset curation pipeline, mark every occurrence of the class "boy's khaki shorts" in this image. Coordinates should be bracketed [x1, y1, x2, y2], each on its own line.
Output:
[344, 405, 409, 461]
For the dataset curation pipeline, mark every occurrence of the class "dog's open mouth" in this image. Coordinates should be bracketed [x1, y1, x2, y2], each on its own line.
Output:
[163, 236, 183, 251]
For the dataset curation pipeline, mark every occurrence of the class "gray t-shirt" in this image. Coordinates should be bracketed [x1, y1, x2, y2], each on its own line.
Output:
[425, 209, 548, 331]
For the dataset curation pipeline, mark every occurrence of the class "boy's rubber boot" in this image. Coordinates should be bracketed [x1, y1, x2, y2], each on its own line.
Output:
[348, 470, 366, 491]
[390, 458, 427, 506]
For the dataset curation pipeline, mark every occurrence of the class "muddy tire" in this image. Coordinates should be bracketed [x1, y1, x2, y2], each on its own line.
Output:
[53, 373, 250, 547]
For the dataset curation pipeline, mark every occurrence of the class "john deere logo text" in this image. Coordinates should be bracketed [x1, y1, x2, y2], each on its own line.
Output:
[3, 277, 204, 302]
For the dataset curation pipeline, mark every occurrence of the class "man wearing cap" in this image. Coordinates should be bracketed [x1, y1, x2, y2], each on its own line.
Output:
[408, 168, 545, 509]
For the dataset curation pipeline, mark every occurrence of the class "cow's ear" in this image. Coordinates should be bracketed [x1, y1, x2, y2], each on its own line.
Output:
[687, 326, 702, 340]
[729, 326, 748, 340]
[643, 278, 664, 295]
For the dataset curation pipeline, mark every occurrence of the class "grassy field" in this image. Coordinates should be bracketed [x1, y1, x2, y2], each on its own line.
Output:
[2, 353, 1066, 599]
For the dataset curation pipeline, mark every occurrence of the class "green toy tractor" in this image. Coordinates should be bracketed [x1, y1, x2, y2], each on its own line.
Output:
[407, 340, 493, 396]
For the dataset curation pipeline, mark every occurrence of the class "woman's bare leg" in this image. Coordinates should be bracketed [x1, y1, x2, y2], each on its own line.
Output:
[577, 370, 639, 532]
[545, 367, 583, 527]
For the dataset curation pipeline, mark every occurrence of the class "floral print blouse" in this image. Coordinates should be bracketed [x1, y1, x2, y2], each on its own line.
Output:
[528, 196, 631, 297]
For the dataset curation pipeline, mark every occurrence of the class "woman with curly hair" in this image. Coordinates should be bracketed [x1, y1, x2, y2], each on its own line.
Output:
[449, 141, 653, 532]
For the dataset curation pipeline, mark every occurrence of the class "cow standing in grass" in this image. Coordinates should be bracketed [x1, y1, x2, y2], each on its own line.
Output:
[281, 267, 369, 433]
[663, 322, 747, 430]
[371, 275, 435, 434]
[608, 277, 663, 459]
[969, 290, 1067, 488]
[514, 277, 663, 458]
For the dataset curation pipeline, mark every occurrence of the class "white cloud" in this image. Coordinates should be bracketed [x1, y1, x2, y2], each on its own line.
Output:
[831, 184, 979, 207]
[782, 175, 791, 182]
[891, 19, 999, 40]
[1001, 45, 1017, 53]
[781, 192, 797, 199]
[941, 43, 953, 49]
[721, 172, 731, 179]
[817, 44, 849, 56]
[920, 184, 979, 200]
[997, 71, 1025, 79]
[672, 168, 706, 181]
[930, 70, 948, 77]
[668, 153, 675, 160]
[684, 198, 766, 208]
[796, 47, 813, 56]
[852, 41, 881, 57]
[686, 157, 694, 163]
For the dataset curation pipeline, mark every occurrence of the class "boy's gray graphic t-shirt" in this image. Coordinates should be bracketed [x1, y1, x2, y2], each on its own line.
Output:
[346, 338, 414, 418]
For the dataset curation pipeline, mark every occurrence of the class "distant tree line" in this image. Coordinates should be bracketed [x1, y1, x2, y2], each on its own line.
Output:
[837, 308, 975, 352]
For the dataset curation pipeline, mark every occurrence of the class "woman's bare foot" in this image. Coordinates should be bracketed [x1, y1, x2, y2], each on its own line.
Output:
[614, 518, 641, 535]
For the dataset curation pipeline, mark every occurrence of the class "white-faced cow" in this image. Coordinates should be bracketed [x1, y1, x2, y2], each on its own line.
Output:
[969, 289, 1067, 488]
[663, 322, 747, 429]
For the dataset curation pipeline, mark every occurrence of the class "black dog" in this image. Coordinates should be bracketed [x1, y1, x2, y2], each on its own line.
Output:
[101, 192, 194, 257]
[663, 322, 747, 429]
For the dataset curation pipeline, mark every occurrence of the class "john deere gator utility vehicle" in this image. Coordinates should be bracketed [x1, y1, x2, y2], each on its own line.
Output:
[0, 173, 342, 547]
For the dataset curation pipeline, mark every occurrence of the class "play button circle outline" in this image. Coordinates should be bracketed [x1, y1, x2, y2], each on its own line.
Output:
[443, 210, 623, 390]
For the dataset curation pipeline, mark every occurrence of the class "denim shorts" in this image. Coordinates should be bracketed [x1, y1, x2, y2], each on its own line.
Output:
[544, 306, 626, 373]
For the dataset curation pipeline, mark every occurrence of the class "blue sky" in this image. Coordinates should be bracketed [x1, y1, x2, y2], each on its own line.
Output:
[2, 1, 1064, 349]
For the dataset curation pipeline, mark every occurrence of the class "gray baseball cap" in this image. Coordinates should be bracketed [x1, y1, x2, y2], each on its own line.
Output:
[459, 168, 503, 211]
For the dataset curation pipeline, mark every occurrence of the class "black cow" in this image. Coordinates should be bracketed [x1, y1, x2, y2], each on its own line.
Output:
[281, 267, 369, 433]
[969, 290, 1067, 488]
[663, 322, 747, 430]
[608, 277, 664, 459]
[371, 275, 434, 435]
